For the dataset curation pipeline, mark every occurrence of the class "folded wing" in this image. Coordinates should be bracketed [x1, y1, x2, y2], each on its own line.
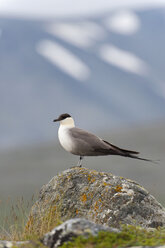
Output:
[69, 127, 155, 163]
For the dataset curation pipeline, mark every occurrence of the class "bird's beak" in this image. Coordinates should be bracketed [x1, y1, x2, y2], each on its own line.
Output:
[53, 118, 59, 122]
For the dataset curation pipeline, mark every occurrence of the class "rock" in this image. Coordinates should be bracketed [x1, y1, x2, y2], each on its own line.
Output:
[0, 241, 29, 248]
[0, 241, 13, 248]
[42, 218, 119, 248]
[28, 167, 165, 230]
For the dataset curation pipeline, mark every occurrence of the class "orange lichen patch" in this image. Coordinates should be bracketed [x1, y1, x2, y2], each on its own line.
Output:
[76, 209, 79, 214]
[115, 185, 122, 192]
[94, 201, 99, 211]
[91, 178, 96, 183]
[88, 175, 92, 181]
[81, 193, 87, 203]
[103, 182, 112, 187]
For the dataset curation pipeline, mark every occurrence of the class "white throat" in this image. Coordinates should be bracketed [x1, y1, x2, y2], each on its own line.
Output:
[58, 117, 75, 153]
[59, 117, 75, 128]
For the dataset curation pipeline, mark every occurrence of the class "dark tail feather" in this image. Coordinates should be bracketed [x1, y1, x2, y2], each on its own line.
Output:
[117, 147, 139, 155]
[103, 140, 139, 155]
[123, 153, 159, 164]
[102, 140, 158, 164]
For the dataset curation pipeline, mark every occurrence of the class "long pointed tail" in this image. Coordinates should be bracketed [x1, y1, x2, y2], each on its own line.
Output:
[118, 146, 157, 163]
[122, 153, 158, 164]
[103, 140, 158, 164]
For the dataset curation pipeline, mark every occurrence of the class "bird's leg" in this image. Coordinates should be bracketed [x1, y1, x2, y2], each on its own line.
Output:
[77, 156, 83, 167]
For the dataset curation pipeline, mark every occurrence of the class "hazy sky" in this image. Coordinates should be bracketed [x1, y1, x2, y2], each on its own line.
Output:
[0, 0, 165, 18]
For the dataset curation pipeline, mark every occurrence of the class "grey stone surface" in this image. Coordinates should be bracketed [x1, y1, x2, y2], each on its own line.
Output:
[0, 241, 29, 248]
[42, 218, 119, 248]
[29, 167, 165, 229]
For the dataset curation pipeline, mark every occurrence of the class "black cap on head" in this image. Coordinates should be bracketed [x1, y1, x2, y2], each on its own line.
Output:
[53, 113, 71, 122]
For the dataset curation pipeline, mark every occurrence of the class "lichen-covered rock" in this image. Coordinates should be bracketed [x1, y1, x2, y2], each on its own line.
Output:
[42, 218, 119, 248]
[28, 167, 165, 229]
[0, 241, 29, 248]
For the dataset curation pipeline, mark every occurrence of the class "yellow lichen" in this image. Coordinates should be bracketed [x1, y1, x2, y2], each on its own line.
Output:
[115, 185, 122, 192]
[94, 201, 99, 211]
[81, 194, 87, 203]
[91, 178, 96, 183]
[103, 182, 108, 186]
[88, 176, 91, 181]
[103, 182, 112, 187]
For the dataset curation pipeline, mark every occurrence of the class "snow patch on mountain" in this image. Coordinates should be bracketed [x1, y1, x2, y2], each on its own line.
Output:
[105, 10, 140, 35]
[45, 22, 105, 48]
[100, 44, 149, 75]
[37, 40, 90, 81]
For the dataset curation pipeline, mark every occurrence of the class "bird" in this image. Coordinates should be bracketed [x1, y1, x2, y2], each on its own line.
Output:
[53, 113, 155, 167]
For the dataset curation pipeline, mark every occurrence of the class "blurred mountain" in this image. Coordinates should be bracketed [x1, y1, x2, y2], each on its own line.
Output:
[0, 8, 165, 148]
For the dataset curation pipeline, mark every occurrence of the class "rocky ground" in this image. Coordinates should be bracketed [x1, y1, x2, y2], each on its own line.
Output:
[29, 167, 165, 229]
[1, 167, 165, 247]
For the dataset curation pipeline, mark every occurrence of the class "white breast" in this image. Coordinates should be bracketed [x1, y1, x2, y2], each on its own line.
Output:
[58, 126, 74, 153]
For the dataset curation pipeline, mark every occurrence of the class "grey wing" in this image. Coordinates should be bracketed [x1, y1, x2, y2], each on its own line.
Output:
[68, 128, 149, 162]
[68, 128, 115, 156]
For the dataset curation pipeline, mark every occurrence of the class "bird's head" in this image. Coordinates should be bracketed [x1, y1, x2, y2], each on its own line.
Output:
[53, 113, 75, 127]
